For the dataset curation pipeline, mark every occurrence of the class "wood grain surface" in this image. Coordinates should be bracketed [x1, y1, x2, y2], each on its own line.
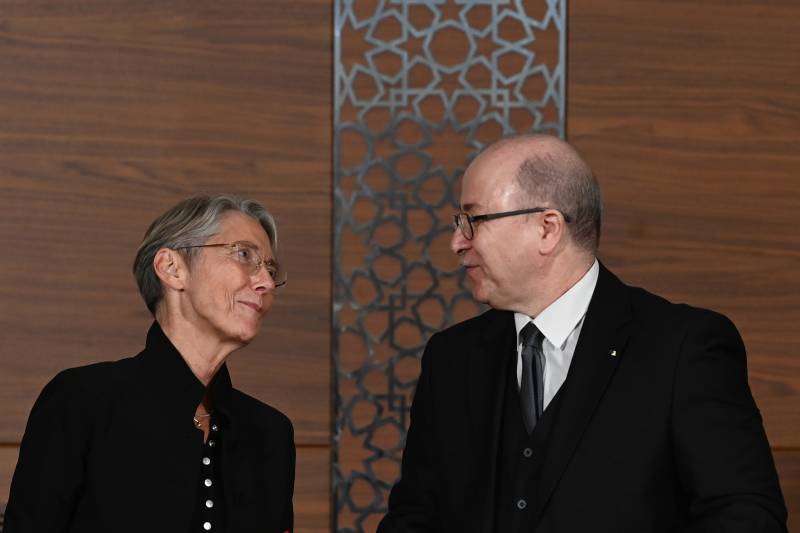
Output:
[295, 445, 332, 533]
[0, 447, 17, 514]
[0, 1, 331, 445]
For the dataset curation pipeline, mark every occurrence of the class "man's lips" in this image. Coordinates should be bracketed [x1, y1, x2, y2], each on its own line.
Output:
[462, 263, 481, 279]
[239, 301, 263, 313]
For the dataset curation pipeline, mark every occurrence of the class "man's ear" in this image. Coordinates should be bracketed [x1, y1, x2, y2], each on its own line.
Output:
[153, 248, 188, 291]
[539, 210, 567, 254]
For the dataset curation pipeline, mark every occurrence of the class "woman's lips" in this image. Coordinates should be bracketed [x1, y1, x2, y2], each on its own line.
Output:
[239, 301, 262, 313]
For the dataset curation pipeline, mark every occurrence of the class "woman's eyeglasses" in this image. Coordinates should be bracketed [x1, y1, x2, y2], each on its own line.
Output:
[177, 242, 287, 287]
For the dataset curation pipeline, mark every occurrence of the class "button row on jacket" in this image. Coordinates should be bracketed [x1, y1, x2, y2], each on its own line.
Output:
[523, 447, 533, 458]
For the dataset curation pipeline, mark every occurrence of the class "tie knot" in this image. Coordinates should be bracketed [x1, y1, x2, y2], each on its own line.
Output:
[520, 322, 543, 349]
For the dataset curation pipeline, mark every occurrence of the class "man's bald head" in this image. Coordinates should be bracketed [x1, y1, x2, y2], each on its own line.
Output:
[480, 134, 602, 253]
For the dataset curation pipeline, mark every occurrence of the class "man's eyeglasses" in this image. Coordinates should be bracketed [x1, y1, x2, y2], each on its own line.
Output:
[453, 208, 572, 240]
[176, 242, 287, 287]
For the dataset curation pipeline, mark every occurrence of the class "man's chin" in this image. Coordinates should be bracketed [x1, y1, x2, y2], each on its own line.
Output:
[469, 285, 491, 305]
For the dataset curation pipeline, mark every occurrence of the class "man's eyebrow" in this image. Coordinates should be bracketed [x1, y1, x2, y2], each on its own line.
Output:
[461, 202, 484, 213]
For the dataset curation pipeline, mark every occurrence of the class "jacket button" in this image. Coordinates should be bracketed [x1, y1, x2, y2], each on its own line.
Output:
[517, 498, 527, 510]
[522, 447, 533, 458]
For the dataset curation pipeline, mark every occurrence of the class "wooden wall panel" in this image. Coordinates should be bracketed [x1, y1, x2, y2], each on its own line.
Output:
[0, 0, 330, 442]
[567, 0, 800, 522]
[0, 447, 17, 517]
[295, 446, 331, 533]
[0, 0, 332, 524]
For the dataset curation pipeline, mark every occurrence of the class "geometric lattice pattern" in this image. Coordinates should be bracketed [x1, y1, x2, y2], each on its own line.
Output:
[333, 1, 566, 531]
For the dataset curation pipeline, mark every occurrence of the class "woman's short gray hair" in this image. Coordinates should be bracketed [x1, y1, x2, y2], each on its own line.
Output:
[133, 194, 278, 315]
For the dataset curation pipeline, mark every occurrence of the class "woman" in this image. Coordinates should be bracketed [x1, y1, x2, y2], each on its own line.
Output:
[5, 195, 294, 533]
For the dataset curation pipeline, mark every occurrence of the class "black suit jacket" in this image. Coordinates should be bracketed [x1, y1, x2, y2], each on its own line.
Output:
[379, 264, 787, 532]
[5, 322, 294, 533]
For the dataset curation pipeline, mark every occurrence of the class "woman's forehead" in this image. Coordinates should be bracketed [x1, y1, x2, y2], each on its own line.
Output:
[216, 212, 272, 253]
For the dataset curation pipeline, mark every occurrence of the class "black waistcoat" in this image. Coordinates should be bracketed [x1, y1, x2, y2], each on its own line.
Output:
[495, 351, 566, 533]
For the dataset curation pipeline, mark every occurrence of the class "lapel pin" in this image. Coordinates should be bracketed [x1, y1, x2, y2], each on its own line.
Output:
[609, 349, 617, 357]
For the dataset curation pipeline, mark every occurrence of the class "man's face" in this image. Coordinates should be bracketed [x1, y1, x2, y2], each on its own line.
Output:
[450, 148, 541, 311]
[181, 211, 276, 346]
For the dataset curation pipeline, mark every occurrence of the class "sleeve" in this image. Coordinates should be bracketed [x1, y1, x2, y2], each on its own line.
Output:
[377, 335, 442, 533]
[671, 310, 788, 532]
[4, 369, 92, 533]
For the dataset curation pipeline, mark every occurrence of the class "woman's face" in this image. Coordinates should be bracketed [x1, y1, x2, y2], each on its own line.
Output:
[180, 211, 276, 347]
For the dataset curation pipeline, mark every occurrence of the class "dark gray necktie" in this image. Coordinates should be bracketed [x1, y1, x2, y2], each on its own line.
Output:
[519, 322, 545, 434]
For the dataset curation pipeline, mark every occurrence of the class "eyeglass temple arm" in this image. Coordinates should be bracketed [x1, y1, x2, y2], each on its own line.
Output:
[478, 208, 542, 222]
[479, 208, 572, 224]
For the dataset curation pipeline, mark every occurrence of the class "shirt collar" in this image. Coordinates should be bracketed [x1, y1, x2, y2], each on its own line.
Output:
[139, 321, 234, 427]
[514, 259, 599, 349]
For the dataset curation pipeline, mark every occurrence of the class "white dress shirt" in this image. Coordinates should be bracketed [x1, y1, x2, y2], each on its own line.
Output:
[514, 259, 599, 409]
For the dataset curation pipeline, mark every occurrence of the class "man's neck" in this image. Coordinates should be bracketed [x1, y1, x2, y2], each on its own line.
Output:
[519, 253, 596, 318]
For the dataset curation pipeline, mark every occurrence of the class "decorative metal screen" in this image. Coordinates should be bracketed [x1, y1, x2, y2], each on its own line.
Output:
[333, 1, 566, 531]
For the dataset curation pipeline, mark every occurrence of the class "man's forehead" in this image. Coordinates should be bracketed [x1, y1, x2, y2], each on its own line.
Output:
[459, 154, 520, 210]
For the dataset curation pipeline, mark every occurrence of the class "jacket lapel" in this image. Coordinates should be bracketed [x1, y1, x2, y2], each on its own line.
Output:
[465, 310, 516, 533]
[529, 264, 633, 525]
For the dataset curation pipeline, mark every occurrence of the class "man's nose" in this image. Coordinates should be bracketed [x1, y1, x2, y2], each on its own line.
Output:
[450, 226, 471, 256]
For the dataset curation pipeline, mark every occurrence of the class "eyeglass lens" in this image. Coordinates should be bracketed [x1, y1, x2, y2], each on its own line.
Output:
[232, 244, 285, 286]
[454, 213, 473, 240]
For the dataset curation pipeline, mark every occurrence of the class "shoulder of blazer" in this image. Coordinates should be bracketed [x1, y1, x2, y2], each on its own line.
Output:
[45, 355, 139, 402]
[421, 308, 513, 375]
[27, 356, 139, 434]
[429, 307, 511, 345]
[229, 388, 294, 435]
[611, 273, 738, 341]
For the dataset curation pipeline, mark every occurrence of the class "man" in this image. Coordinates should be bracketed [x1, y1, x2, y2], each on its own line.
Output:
[378, 135, 787, 532]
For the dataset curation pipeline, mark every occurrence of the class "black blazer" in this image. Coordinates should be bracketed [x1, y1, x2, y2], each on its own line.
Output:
[379, 264, 787, 533]
[5, 323, 294, 533]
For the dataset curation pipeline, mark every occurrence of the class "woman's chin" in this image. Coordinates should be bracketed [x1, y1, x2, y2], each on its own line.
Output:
[236, 319, 264, 345]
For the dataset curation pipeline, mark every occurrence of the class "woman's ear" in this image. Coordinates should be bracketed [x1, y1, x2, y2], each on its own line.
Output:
[153, 248, 187, 291]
